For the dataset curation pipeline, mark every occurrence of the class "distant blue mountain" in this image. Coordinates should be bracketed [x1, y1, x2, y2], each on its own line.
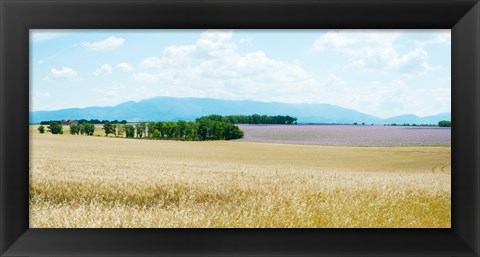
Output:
[30, 96, 451, 125]
[382, 112, 451, 125]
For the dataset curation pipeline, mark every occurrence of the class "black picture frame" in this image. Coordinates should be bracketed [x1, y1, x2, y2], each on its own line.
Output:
[1, 0, 479, 256]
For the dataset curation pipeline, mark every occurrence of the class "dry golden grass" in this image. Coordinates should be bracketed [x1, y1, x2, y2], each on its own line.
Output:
[30, 126, 451, 228]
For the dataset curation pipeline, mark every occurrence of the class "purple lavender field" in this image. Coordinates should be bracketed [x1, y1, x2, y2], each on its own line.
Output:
[236, 125, 451, 147]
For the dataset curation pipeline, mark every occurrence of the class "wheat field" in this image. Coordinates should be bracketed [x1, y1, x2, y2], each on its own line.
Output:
[30, 126, 451, 228]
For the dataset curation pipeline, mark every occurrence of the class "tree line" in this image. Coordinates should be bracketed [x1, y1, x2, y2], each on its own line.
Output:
[383, 120, 451, 127]
[68, 123, 96, 135]
[196, 114, 298, 124]
[39, 120, 244, 141]
[38, 122, 96, 135]
[39, 119, 128, 125]
[384, 123, 437, 127]
[121, 120, 244, 140]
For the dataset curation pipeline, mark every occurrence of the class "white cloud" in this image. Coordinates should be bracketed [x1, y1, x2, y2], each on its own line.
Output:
[36, 104, 63, 111]
[139, 57, 162, 68]
[313, 30, 434, 74]
[36, 92, 50, 98]
[164, 45, 197, 58]
[415, 31, 451, 46]
[134, 30, 312, 83]
[81, 36, 124, 51]
[31, 91, 50, 102]
[133, 30, 316, 100]
[364, 80, 450, 117]
[44, 67, 80, 81]
[139, 30, 233, 67]
[313, 77, 450, 118]
[196, 30, 235, 56]
[313, 30, 401, 54]
[392, 48, 433, 73]
[239, 37, 253, 46]
[137, 30, 235, 71]
[31, 30, 70, 43]
[93, 64, 113, 76]
[93, 84, 126, 99]
[139, 45, 198, 69]
[116, 63, 134, 72]
[132, 72, 162, 83]
[93, 84, 153, 107]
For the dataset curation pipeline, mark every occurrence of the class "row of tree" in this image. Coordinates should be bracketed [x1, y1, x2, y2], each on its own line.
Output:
[39, 119, 128, 125]
[384, 123, 437, 127]
[196, 114, 298, 125]
[106, 120, 244, 140]
[37, 122, 97, 135]
[39, 120, 244, 141]
[69, 123, 96, 135]
[383, 120, 451, 127]
[37, 123, 64, 134]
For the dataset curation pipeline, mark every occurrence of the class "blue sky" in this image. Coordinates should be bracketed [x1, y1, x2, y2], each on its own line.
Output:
[30, 29, 451, 118]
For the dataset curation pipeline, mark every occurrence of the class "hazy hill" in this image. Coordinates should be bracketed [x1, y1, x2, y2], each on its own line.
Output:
[382, 112, 451, 125]
[30, 96, 451, 125]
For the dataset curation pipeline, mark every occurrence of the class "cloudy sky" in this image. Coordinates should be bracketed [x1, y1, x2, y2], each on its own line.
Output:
[31, 29, 450, 118]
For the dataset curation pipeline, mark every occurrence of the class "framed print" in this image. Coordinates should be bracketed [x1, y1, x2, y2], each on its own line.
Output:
[1, 0, 479, 256]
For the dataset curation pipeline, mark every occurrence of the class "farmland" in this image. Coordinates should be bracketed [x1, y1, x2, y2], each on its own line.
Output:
[30, 125, 451, 228]
[237, 125, 451, 146]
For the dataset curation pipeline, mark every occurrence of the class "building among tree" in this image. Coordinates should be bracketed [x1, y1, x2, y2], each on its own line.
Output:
[61, 120, 79, 125]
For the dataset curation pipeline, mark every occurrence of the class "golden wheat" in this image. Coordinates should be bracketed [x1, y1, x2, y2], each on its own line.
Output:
[29, 126, 451, 228]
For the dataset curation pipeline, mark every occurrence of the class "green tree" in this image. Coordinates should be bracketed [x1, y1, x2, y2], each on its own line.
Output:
[103, 122, 116, 136]
[197, 120, 209, 140]
[163, 122, 177, 139]
[81, 123, 95, 136]
[176, 120, 188, 140]
[69, 124, 80, 135]
[155, 122, 164, 139]
[185, 121, 198, 140]
[147, 122, 157, 138]
[285, 115, 296, 124]
[125, 125, 135, 138]
[438, 120, 451, 127]
[38, 125, 45, 134]
[223, 123, 243, 139]
[47, 122, 63, 134]
[212, 121, 225, 139]
[152, 129, 161, 139]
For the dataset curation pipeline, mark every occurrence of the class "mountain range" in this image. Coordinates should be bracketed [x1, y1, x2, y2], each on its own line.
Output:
[30, 96, 451, 125]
